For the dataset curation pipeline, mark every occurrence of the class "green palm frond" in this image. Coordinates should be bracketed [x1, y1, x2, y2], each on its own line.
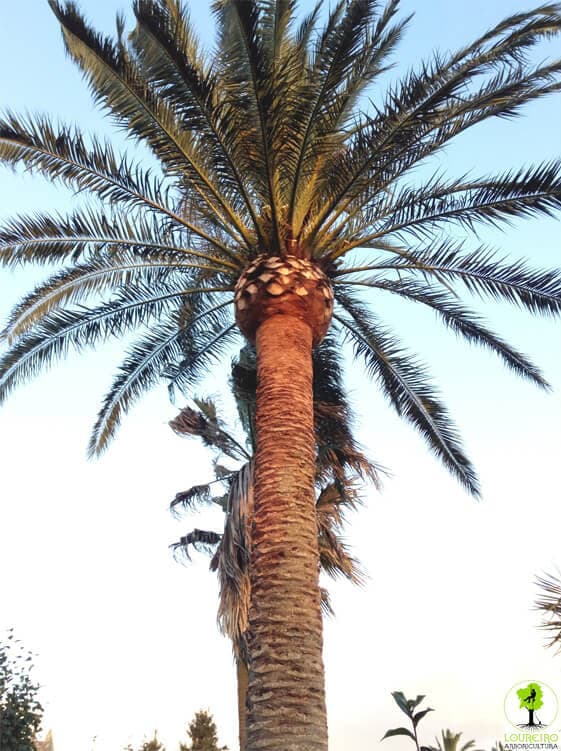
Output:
[89, 301, 237, 455]
[211, 1, 279, 248]
[49, 1, 253, 249]
[312, 336, 383, 486]
[337, 242, 561, 317]
[337, 278, 549, 388]
[0, 205, 237, 273]
[334, 292, 479, 496]
[131, 0, 266, 244]
[0, 288, 234, 418]
[408, 244, 561, 315]
[310, 14, 561, 244]
[287, 0, 409, 232]
[0, 113, 222, 245]
[2, 257, 232, 343]
[367, 162, 561, 242]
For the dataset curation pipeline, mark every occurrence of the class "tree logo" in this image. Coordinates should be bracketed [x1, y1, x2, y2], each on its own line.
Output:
[505, 680, 558, 730]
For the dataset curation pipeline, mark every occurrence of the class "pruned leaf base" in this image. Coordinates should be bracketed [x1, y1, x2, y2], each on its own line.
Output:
[234, 256, 334, 345]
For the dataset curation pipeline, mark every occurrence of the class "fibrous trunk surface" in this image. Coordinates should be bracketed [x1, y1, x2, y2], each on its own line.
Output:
[246, 313, 328, 751]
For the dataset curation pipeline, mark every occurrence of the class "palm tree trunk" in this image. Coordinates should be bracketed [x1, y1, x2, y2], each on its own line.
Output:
[237, 658, 249, 751]
[246, 314, 328, 751]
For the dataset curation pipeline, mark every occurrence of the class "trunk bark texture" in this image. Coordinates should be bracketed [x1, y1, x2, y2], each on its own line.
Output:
[246, 314, 328, 751]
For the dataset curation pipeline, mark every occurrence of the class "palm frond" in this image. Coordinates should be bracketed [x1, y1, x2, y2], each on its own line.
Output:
[337, 241, 561, 318]
[171, 528, 222, 561]
[313, 336, 382, 486]
[337, 278, 549, 388]
[212, 460, 254, 658]
[0, 204, 238, 272]
[0, 288, 185, 405]
[2, 255, 233, 342]
[369, 161, 561, 241]
[308, 8, 561, 245]
[334, 291, 479, 496]
[535, 570, 561, 654]
[317, 522, 365, 586]
[89, 301, 237, 456]
[170, 482, 214, 516]
[230, 345, 258, 453]
[0, 286, 233, 417]
[0, 113, 230, 247]
[169, 401, 250, 462]
[316, 480, 366, 586]
[49, 2, 252, 259]
[131, 0, 266, 245]
[288, 0, 410, 234]
[406, 243, 561, 316]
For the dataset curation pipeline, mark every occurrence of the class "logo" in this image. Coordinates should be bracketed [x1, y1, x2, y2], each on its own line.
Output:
[505, 680, 559, 730]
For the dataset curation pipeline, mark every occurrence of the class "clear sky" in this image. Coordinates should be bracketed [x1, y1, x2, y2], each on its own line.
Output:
[0, 2, 560, 750]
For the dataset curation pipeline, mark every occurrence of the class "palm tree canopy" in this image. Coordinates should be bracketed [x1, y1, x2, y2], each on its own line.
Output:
[1, 0, 561, 497]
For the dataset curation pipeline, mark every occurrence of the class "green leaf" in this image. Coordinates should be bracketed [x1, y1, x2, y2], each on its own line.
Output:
[413, 707, 434, 727]
[382, 727, 417, 741]
[391, 690, 413, 717]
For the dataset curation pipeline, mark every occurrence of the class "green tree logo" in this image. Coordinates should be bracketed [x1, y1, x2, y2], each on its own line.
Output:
[516, 682, 544, 728]
[505, 680, 558, 730]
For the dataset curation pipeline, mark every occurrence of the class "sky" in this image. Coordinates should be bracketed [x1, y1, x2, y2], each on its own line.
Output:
[0, 1, 560, 750]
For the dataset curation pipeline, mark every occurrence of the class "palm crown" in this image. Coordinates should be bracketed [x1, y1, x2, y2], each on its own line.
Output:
[1, 1, 560, 497]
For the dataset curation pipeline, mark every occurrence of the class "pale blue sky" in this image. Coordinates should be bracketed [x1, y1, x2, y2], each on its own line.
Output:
[0, 2, 560, 750]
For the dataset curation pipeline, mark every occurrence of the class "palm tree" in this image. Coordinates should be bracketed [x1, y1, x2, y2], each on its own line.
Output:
[1, 1, 561, 747]
[169, 340, 376, 751]
[431, 730, 482, 751]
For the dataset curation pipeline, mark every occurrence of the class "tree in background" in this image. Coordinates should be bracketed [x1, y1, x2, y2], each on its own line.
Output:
[139, 733, 165, 751]
[0, 630, 43, 751]
[179, 710, 227, 751]
[1, 1, 561, 747]
[33, 730, 55, 751]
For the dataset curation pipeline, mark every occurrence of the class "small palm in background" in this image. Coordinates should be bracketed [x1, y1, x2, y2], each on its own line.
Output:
[431, 730, 483, 751]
